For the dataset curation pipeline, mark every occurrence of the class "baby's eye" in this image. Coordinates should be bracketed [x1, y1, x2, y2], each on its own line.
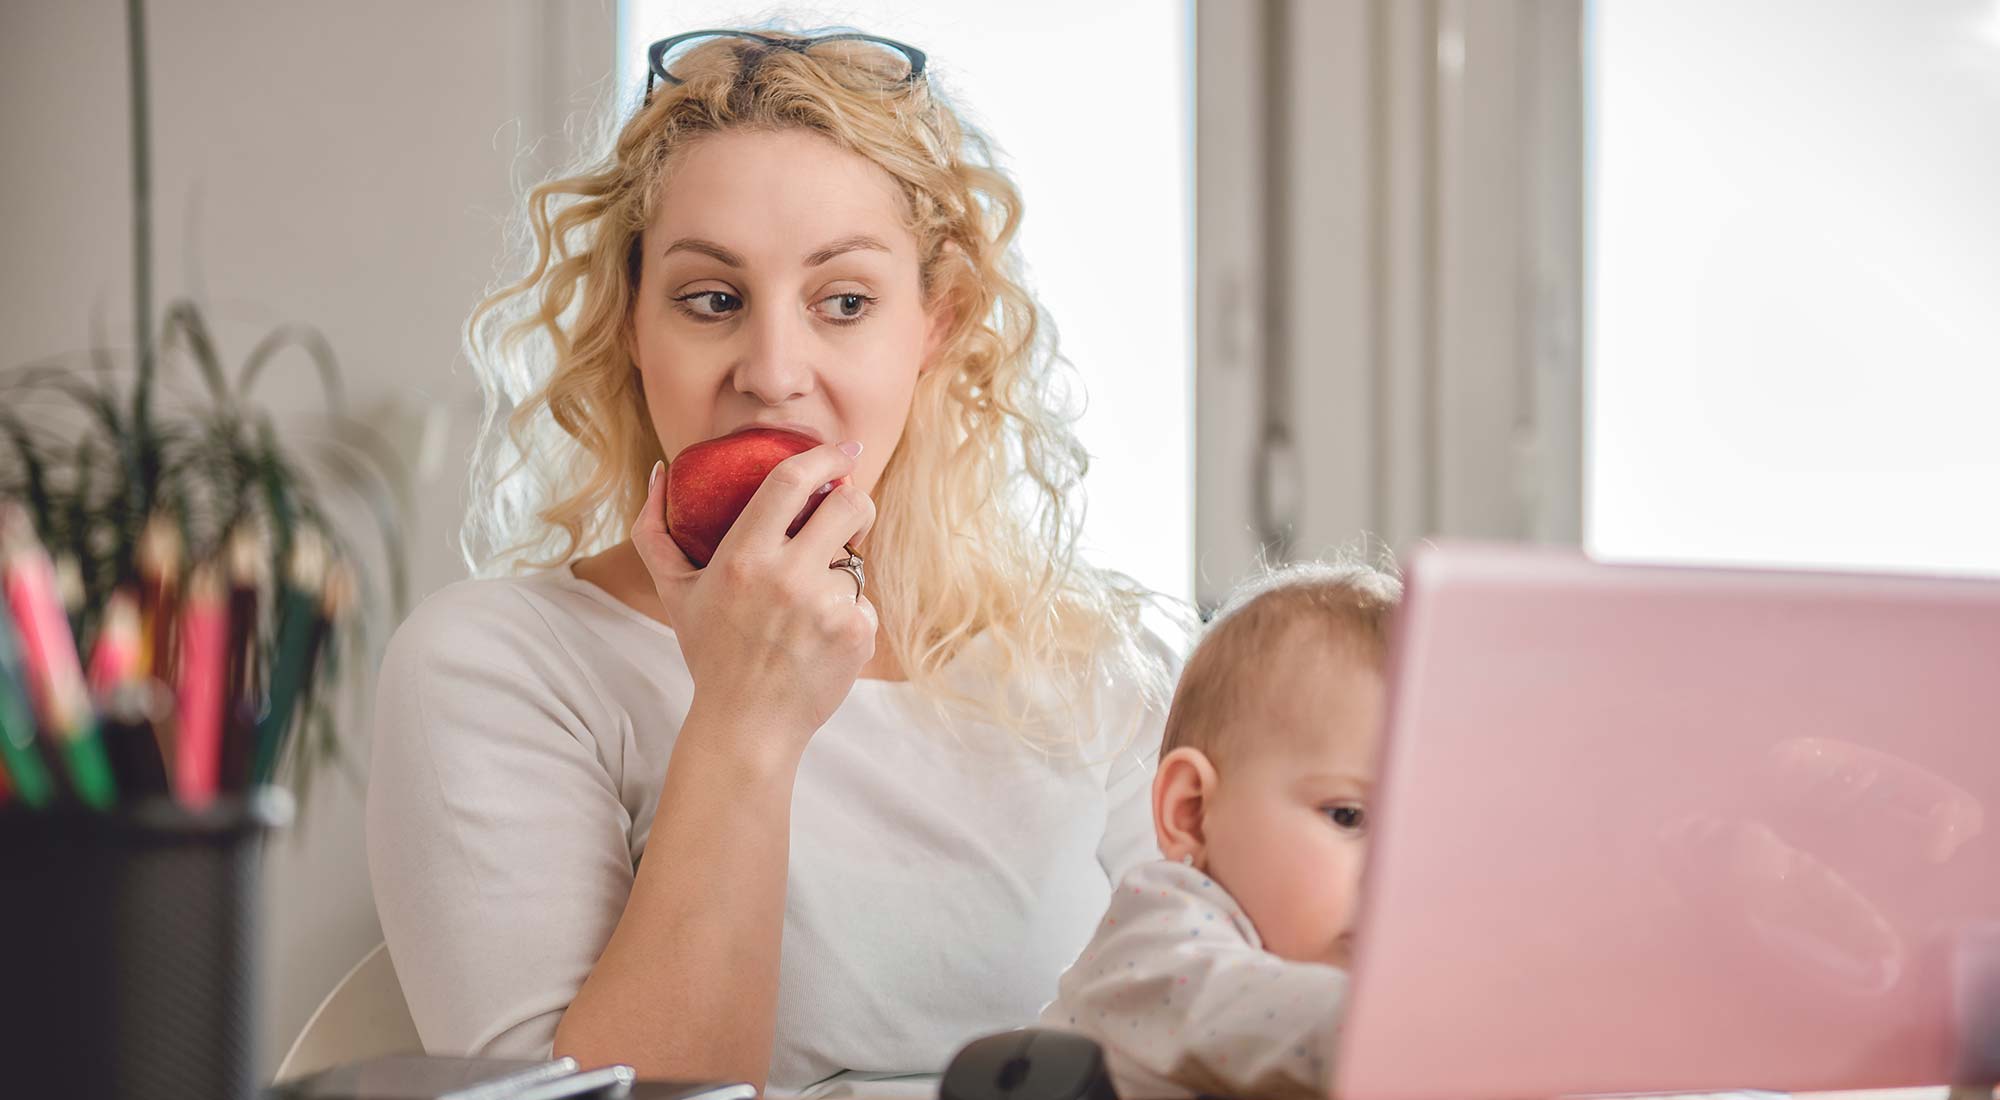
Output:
[1324, 804, 1367, 834]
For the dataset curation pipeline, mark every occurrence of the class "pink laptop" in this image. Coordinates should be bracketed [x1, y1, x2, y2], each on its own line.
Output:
[1337, 543, 2000, 1100]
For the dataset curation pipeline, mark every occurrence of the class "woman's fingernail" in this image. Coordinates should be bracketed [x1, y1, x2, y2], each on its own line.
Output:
[649, 460, 664, 493]
[837, 440, 863, 458]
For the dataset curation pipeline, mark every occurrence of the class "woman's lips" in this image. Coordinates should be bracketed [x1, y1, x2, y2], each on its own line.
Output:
[735, 421, 826, 445]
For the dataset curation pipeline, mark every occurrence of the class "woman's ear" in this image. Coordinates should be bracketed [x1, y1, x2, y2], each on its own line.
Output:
[1152, 746, 1220, 869]
[920, 304, 954, 375]
[919, 243, 965, 375]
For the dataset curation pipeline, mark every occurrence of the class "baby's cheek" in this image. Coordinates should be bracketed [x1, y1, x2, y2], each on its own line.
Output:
[1234, 857, 1337, 961]
[1270, 844, 1364, 962]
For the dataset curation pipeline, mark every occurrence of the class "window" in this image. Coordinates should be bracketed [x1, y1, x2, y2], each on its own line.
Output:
[619, 2, 1195, 600]
[1588, 0, 2000, 576]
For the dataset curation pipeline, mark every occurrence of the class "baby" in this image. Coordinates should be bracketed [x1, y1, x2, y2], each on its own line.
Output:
[1044, 559, 1401, 1099]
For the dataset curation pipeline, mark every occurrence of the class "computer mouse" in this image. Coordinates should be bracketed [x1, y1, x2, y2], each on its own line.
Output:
[940, 1028, 1120, 1100]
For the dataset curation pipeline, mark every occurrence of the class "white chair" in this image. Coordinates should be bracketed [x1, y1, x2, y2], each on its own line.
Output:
[275, 942, 423, 1083]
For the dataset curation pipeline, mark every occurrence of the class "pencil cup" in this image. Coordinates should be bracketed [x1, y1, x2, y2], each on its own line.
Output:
[0, 788, 292, 1100]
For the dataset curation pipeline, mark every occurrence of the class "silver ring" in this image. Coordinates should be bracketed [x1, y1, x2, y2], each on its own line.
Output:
[830, 549, 865, 600]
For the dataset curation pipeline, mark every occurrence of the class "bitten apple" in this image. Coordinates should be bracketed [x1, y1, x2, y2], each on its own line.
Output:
[664, 428, 836, 567]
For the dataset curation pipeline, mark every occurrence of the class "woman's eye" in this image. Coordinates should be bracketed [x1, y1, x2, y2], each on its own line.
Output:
[815, 292, 876, 322]
[1324, 804, 1367, 833]
[673, 290, 742, 318]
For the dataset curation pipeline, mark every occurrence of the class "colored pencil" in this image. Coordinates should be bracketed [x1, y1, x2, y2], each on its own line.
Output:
[90, 594, 171, 801]
[88, 589, 143, 697]
[0, 505, 361, 814]
[172, 564, 227, 810]
[99, 679, 171, 802]
[54, 552, 85, 645]
[0, 584, 57, 809]
[253, 532, 329, 785]
[0, 504, 116, 809]
[136, 513, 182, 683]
[220, 527, 267, 792]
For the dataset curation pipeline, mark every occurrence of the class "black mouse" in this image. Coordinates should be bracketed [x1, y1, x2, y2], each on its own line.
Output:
[941, 1028, 1120, 1100]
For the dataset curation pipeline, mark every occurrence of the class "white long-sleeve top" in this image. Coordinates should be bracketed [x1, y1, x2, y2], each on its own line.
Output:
[1042, 860, 1347, 1100]
[364, 565, 1166, 1090]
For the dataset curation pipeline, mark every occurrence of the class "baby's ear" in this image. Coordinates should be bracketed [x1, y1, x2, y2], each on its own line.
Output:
[1152, 746, 1219, 867]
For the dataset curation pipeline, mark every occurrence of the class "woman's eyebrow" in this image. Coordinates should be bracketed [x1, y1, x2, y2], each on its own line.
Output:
[662, 238, 744, 266]
[804, 235, 892, 267]
[661, 235, 892, 268]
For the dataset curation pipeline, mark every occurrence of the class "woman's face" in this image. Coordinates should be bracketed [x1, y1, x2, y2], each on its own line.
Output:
[630, 128, 945, 503]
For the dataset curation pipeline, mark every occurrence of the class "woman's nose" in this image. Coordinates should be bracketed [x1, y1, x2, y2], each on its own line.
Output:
[732, 307, 814, 405]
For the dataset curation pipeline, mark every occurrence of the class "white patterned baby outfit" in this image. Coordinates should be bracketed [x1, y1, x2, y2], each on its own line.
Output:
[1041, 859, 1348, 1100]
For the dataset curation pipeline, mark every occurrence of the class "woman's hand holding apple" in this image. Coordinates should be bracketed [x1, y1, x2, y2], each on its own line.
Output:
[630, 431, 879, 768]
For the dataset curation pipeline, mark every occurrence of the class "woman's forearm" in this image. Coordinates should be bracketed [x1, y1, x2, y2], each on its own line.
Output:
[553, 699, 800, 1087]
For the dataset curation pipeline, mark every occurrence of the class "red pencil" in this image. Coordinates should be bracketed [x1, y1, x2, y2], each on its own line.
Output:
[173, 565, 228, 810]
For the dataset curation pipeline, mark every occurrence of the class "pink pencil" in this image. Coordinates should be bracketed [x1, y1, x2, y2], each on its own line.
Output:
[1, 504, 116, 808]
[2, 528, 90, 737]
[88, 590, 143, 698]
[173, 565, 228, 810]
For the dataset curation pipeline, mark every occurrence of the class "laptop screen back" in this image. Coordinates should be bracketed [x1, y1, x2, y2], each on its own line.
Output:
[1336, 545, 2000, 1100]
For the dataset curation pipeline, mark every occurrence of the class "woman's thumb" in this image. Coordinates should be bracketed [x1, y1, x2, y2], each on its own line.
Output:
[632, 460, 697, 584]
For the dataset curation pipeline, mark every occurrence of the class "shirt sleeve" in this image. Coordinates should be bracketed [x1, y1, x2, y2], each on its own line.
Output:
[1096, 709, 1164, 884]
[364, 580, 638, 1058]
[1044, 862, 1346, 1100]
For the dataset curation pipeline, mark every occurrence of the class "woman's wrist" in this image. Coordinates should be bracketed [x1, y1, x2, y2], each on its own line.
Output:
[674, 694, 808, 786]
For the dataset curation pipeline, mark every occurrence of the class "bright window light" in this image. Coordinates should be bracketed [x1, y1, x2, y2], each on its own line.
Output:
[1588, 0, 2000, 576]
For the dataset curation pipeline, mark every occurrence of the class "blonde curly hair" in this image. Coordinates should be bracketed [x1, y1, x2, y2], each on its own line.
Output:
[462, 28, 1173, 748]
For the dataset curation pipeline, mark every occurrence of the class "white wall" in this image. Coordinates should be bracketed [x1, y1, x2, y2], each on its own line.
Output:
[1, 0, 615, 1072]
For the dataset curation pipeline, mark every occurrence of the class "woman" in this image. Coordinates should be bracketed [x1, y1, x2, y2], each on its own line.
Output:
[365, 28, 1175, 1091]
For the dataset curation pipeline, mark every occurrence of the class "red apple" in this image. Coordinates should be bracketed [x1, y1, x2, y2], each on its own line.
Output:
[664, 428, 833, 567]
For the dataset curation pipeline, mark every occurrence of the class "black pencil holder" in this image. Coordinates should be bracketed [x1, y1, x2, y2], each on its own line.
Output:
[0, 788, 292, 1100]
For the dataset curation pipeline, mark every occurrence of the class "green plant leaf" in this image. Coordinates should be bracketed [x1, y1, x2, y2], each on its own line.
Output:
[0, 409, 56, 532]
[237, 322, 347, 415]
[310, 432, 412, 617]
[158, 299, 234, 408]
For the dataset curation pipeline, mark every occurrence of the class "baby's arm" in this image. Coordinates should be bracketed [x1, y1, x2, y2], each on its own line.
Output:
[1044, 862, 1347, 1100]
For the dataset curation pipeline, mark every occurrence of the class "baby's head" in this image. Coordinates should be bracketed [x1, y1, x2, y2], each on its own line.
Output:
[1153, 558, 1402, 969]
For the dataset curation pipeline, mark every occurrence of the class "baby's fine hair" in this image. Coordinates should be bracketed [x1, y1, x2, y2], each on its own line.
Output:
[1160, 555, 1403, 762]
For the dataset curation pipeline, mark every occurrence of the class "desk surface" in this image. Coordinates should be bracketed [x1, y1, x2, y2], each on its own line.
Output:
[773, 1083, 1986, 1100]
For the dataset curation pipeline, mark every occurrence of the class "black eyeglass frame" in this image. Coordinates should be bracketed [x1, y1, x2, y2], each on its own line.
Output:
[645, 29, 928, 95]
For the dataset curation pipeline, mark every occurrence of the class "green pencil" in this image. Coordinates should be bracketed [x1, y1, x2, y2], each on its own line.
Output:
[252, 533, 327, 785]
[0, 597, 56, 809]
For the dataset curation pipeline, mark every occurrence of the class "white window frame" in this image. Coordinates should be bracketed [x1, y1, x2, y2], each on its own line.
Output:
[1194, 0, 1584, 608]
